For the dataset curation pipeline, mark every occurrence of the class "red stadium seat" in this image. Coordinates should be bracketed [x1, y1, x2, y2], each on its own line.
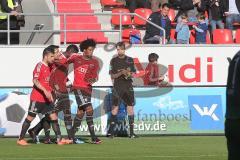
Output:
[235, 29, 240, 43]
[100, 0, 124, 10]
[167, 9, 177, 26]
[111, 8, 132, 26]
[212, 29, 233, 44]
[122, 29, 141, 43]
[168, 9, 175, 22]
[189, 30, 211, 44]
[189, 30, 195, 44]
[168, 9, 177, 26]
[133, 8, 152, 26]
[57, 0, 108, 43]
[170, 29, 177, 42]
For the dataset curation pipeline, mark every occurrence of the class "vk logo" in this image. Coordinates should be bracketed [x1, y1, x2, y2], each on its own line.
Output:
[188, 95, 224, 130]
[192, 104, 219, 121]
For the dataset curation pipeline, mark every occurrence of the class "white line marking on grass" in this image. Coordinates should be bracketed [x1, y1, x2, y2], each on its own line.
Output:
[0, 154, 227, 160]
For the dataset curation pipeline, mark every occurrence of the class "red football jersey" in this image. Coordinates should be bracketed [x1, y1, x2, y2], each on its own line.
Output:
[67, 53, 99, 90]
[49, 63, 69, 93]
[30, 62, 52, 102]
[49, 53, 69, 93]
[144, 63, 159, 85]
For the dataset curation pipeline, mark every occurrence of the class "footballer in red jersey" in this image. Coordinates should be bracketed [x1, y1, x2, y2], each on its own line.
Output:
[68, 39, 102, 144]
[28, 45, 78, 144]
[17, 47, 66, 146]
[50, 45, 79, 141]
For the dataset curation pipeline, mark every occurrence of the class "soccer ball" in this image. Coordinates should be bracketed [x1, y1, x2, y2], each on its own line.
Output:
[0, 91, 40, 136]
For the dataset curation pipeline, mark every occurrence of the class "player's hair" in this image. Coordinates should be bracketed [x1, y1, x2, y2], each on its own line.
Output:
[115, 41, 126, 50]
[162, 3, 170, 9]
[47, 45, 59, 54]
[148, 53, 159, 62]
[47, 45, 59, 50]
[66, 44, 79, 53]
[79, 39, 96, 52]
[42, 47, 54, 58]
[197, 13, 205, 20]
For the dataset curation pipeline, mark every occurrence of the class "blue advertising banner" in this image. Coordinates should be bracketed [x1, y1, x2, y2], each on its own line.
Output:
[0, 87, 226, 136]
[189, 95, 224, 130]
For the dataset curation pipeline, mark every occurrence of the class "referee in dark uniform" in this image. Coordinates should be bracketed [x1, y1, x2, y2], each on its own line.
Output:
[226, 51, 240, 160]
[108, 42, 138, 138]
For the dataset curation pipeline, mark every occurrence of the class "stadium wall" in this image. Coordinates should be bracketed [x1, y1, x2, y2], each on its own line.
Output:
[0, 45, 237, 86]
[0, 45, 235, 136]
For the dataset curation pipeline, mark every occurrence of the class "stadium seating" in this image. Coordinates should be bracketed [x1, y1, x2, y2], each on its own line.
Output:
[53, 0, 239, 45]
[133, 8, 152, 27]
[212, 29, 233, 44]
[57, 0, 108, 43]
[235, 29, 240, 44]
[168, 9, 175, 22]
[168, 9, 176, 26]
[122, 29, 141, 43]
[111, 8, 133, 26]
[170, 29, 177, 42]
[189, 30, 211, 44]
[100, 0, 124, 10]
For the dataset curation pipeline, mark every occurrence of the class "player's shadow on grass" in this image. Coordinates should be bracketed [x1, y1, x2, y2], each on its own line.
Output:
[26, 137, 89, 144]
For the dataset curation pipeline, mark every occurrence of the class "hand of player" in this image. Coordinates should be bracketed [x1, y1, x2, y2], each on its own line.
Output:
[121, 69, 129, 76]
[44, 90, 54, 102]
[66, 81, 73, 91]
[192, 25, 196, 29]
[66, 80, 72, 88]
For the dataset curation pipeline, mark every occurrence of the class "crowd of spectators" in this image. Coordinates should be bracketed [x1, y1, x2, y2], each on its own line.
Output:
[121, 0, 240, 44]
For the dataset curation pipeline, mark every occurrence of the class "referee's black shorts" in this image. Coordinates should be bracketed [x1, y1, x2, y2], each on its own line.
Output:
[73, 89, 92, 108]
[28, 101, 54, 117]
[112, 83, 135, 106]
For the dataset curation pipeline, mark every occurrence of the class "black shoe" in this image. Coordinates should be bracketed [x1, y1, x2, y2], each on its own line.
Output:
[28, 129, 40, 144]
[44, 138, 53, 144]
[129, 134, 139, 138]
[92, 137, 102, 144]
[106, 134, 114, 139]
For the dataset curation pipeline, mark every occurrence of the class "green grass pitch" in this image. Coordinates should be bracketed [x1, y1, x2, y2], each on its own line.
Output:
[0, 136, 227, 160]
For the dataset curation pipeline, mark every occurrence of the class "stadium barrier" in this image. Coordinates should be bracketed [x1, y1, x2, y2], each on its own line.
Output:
[0, 45, 235, 136]
[0, 12, 165, 45]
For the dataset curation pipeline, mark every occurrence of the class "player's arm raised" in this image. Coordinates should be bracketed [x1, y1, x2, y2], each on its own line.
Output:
[54, 51, 67, 65]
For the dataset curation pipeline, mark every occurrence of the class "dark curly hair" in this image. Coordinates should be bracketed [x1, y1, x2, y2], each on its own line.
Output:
[79, 39, 97, 52]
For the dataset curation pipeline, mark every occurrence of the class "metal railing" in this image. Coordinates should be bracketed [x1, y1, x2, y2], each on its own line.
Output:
[0, 12, 166, 45]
